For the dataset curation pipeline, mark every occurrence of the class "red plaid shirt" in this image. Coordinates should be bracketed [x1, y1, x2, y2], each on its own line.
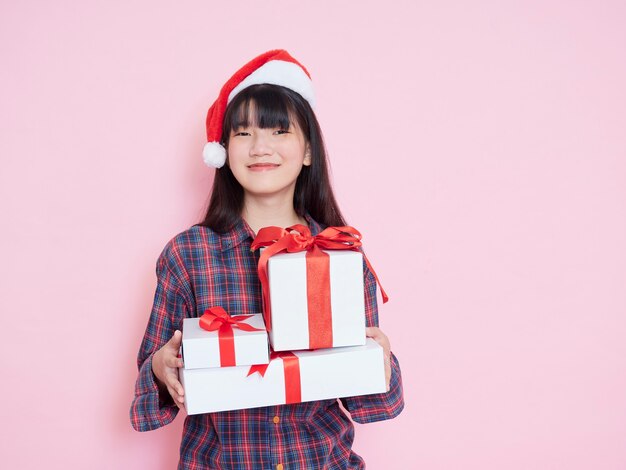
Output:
[130, 215, 404, 469]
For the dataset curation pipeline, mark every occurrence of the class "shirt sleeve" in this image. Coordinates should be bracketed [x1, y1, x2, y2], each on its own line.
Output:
[130, 245, 193, 432]
[340, 257, 405, 424]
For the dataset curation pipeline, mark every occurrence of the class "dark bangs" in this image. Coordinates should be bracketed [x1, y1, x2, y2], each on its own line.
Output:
[221, 84, 309, 145]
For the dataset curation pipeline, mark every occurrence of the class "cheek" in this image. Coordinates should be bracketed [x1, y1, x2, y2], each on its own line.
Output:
[282, 142, 307, 161]
[226, 143, 247, 164]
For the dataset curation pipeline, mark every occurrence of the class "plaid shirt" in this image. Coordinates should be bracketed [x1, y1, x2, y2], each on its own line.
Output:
[130, 215, 404, 469]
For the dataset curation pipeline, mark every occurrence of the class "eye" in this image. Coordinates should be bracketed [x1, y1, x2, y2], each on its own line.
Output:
[274, 129, 290, 135]
[233, 131, 251, 137]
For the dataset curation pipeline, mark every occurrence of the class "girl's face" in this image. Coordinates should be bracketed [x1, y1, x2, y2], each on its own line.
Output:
[227, 108, 311, 201]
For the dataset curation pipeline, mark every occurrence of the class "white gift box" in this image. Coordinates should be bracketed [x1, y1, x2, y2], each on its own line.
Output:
[266, 249, 366, 351]
[179, 338, 386, 415]
[182, 314, 269, 370]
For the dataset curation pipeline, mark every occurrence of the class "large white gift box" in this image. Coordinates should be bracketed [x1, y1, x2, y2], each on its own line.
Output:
[182, 314, 269, 370]
[179, 338, 386, 415]
[266, 249, 366, 351]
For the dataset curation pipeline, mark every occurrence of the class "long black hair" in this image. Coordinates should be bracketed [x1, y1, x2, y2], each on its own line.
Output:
[197, 84, 346, 232]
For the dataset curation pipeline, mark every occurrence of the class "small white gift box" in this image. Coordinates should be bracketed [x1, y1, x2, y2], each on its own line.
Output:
[182, 313, 269, 370]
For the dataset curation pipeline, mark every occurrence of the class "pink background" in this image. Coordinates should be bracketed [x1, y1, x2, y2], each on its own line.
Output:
[2, 1, 625, 468]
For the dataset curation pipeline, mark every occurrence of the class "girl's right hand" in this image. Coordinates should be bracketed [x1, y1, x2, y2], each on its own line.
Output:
[152, 330, 185, 408]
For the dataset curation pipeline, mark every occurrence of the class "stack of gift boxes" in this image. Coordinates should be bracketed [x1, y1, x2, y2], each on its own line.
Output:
[179, 226, 387, 415]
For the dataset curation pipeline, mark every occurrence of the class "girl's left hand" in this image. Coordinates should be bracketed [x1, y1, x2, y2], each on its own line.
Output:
[365, 327, 392, 391]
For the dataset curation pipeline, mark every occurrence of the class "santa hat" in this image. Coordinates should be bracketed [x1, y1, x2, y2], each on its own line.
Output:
[202, 49, 316, 168]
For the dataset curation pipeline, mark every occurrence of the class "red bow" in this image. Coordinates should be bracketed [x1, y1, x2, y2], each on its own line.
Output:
[248, 351, 302, 404]
[251, 225, 388, 349]
[199, 306, 263, 367]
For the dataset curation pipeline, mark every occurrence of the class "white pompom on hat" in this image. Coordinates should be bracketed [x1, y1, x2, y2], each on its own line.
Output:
[203, 49, 316, 168]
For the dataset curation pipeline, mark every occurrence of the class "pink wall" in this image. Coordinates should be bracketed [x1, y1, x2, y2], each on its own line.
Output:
[2, 1, 625, 468]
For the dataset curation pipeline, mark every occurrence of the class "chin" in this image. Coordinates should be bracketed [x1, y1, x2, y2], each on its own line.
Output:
[243, 184, 296, 199]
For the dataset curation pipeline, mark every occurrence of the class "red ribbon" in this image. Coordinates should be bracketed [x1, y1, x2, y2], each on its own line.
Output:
[247, 351, 302, 404]
[250, 225, 388, 349]
[199, 306, 263, 367]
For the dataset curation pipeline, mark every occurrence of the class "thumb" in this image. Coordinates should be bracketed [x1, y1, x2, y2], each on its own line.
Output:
[168, 329, 182, 349]
[365, 327, 379, 338]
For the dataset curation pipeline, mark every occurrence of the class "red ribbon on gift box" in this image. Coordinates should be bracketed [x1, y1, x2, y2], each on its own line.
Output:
[248, 351, 302, 404]
[250, 225, 388, 350]
[199, 306, 263, 367]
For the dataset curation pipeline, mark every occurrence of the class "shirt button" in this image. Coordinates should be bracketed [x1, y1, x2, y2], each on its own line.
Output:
[273, 416, 280, 424]
[276, 465, 283, 470]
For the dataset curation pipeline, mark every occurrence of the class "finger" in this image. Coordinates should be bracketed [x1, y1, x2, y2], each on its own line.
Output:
[366, 328, 390, 348]
[167, 330, 183, 349]
[366, 327, 388, 344]
[165, 353, 184, 369]
[365, 327, 380, 338]
[366, 326, 388, 338]
[376, 339, 391, 358]
[165, 372, 185, 398]
[166, 377, 185, 399]
[367, 330, 389, 348]
[167, 384, 185, 406]
[383, 355, 392, 391]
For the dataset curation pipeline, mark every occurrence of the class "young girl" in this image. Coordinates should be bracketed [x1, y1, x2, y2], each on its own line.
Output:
[130, 49, 404, 469]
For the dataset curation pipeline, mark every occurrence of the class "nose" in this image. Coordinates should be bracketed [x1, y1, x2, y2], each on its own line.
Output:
[250, 131, 272, 157]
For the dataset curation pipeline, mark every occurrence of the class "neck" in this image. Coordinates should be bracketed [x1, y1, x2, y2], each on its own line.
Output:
[242, 194, 306, 234]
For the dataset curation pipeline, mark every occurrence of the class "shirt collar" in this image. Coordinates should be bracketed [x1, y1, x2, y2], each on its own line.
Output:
[219, 218, 255, 252]
[219, 213, 323, 252]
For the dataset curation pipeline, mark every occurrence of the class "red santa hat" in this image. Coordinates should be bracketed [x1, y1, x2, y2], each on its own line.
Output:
[202, 49, 316, 168]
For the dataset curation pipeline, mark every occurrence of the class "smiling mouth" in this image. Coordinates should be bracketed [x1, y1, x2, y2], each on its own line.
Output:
[248, 163, 280, 171]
